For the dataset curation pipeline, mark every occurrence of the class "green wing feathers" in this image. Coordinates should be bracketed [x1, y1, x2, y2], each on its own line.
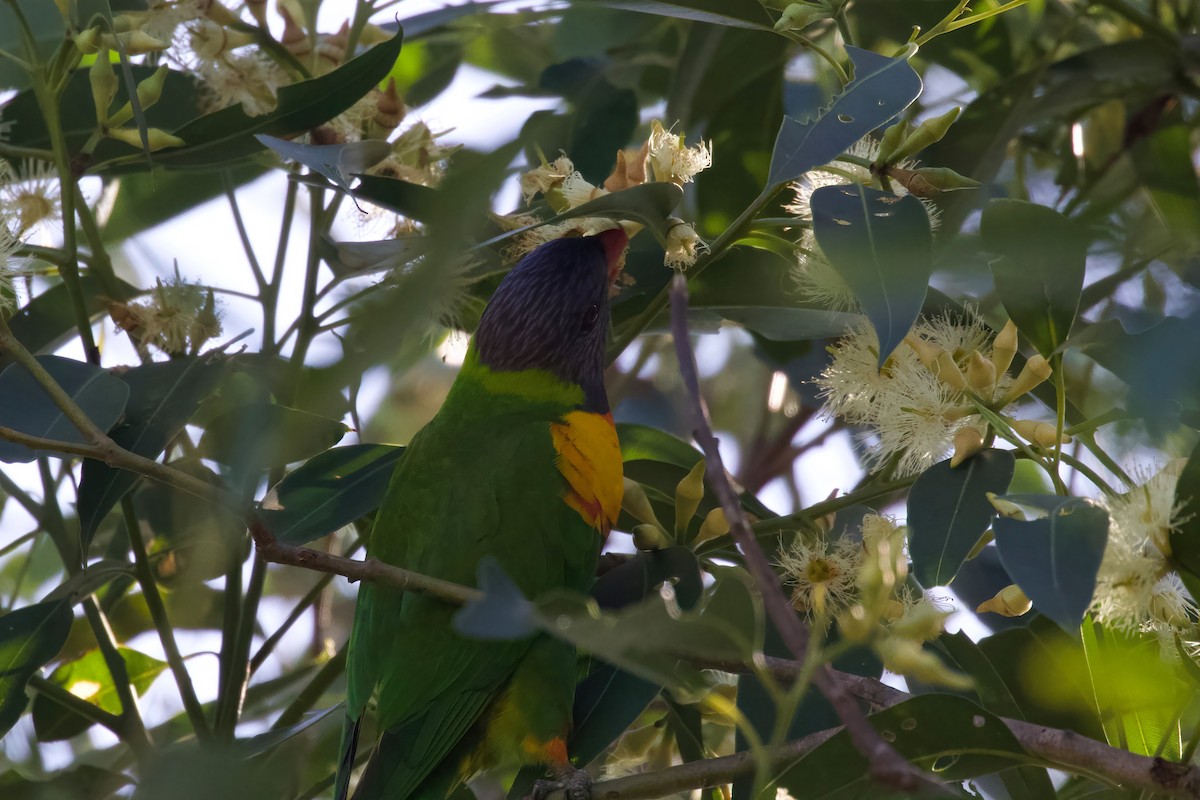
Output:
[339, 385, 602, 800]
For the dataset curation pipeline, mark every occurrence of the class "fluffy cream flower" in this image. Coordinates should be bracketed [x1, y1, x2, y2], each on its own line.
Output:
[791, 229, 857, 311]
[663, 221, 707, 269]
[1092, 462, 1195, 635]
[1, 159, 61, 235]
[778, 533, 863, 618]
[647, 120, 712, 184]
[520, 155, 575, 205]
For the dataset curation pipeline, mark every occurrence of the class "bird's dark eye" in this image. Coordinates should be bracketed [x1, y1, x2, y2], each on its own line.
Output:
[581, 303, 601, 331]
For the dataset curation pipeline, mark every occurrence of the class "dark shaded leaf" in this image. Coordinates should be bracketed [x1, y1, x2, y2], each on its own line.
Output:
[349, 176, 442, 223]
[0, 600, 73, 738]
[908, 450, 1015, 588]
[198, 403, 348, 472]
[767, 46, 921, 187]
[1, 278, 140, 363]
[570, 0, 773, 29]
[0, 1, 63, 90]
[1170, 442, 1200, 589]
[230, 704, 342, 759]
[774, 695, 1032, 793]
[694, 306, 858, 341]
[0, 765, 131, 800]
[0, 356, 129, 464]
[98, 32, 404, 171]
[78, 356, 226, 549]
[811, 184, 932, 364]
[258, 444, 406, 546]
[980, 200, 1087, 357]
[993, 496, 1109, 634]
[41, 561, 136, 605]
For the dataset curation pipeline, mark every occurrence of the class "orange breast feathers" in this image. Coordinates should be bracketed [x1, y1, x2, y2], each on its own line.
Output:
[549, 411, 623, 530]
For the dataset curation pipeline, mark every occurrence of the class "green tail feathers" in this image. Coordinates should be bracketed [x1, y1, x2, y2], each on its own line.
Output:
[334, 714, 361, 800]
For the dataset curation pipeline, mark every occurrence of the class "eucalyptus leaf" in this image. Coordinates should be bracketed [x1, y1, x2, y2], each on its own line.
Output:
[1170, 443, 1200, 587]
[32, 647, 166, 741]
[993, 495, 1109, 634]
[258, 444, 406, 546]
[95, 31, 404, 171]
[198, 403, 348, 472]
[981, 200, 1087, 357]
[767, 46, 922, 188]
[0, 356, 129, 464]
[810, 184, 932, 364]
[571, 0, 773, 29]
[0, 600, 73, 738]
[255, 135, 392, 193]
[908, 450, 1015, 588]
[78, 356, 226, 550]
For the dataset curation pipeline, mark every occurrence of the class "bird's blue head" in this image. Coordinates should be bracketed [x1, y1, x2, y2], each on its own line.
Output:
[474, 229, 628, 413]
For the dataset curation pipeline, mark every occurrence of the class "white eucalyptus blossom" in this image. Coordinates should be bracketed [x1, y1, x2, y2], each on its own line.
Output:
[647, 120, 712, 184]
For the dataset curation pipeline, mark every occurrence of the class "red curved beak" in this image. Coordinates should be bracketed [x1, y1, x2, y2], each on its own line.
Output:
[596, 227, 629, 283]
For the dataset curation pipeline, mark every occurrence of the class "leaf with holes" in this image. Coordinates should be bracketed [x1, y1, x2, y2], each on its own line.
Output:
[810, 184, 932, 364]
[993, 496, 1109, 634]
[767, 46, 922, 188]
[773, 694, 1034, 793]
[980, 200, 1088, 358]
[0, 356, 129, 464]
[908, 450, 1015, 588]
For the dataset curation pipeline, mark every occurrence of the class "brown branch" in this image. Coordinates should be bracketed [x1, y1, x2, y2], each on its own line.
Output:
[668, 274, 946, 795]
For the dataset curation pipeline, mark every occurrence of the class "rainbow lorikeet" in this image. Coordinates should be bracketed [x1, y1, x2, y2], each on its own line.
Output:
[336, 229, 629, 800]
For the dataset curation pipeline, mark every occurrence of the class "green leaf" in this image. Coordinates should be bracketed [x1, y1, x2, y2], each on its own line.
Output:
[0, 356, 130, 464]
[767, 46, 922, 188]
[993, 495, 1109, 634]
[569, 0, 773, 29]
[255, 135, 392, 193]
[980, 200, 1087, 358]
[810, 184, 933, 364]
[198, 403, 348, 472]
[0, 765, 131, 800]
[97, 32, 404, 171]
[1080, 621, 1187, 758]
[258, 444, 406, 546]
[618, 423, 702, 470]
[0, 1, 65, 90]
[773, 695, 1033, 794]
[1, 277, 141, 362]
[537, 568, 761, 694]
[2, 66, 202, 154]
[230, 704, 342, 759]
[0, 600, 73, 738]
[41, 560, 136, 605]
[692, 306, 858, 341]
[32, 646, 166, 741]
[938, 632, 1057, 800]
[908, 450, 1015, 588]
[348, 176, 441, 223]
[78, 356, 226, 550]
[476, 182, 685, 250]
[1172, 443, 1200, 586]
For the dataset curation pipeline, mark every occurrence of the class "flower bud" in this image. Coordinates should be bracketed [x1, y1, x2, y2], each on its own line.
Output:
[837, 604, 875, 642]
[106, 127, 185, 151]
[674, 460, 706, 538]
[89, 49, 117, 125]
[891, 107, 961, 161]
[891, 601, 951, 642]
[932, 349, 968, 392]
[101, 30, 170, 55]
[190, 19, 255, 60]
[987, 492, 1026, 520]
[998, 355, 1053, 406]
[876, 120, 908, 165]
[876, 637, 973, 689]
[990, 320, 1018, 383]
[1010, 419, 1072, 448]
[74, 28, 102, 54]
[773, 2, 829, 32]
[633, 523, 671, 551]
[903, 334, 941, 371]
[950, 426, 986, 468]
[966, 350, 996, 395]
[245, 0, 268, 27]
[976, 584, 1032, 617]
[621, 478, 664, 529]
[370, 79, 406, 139]
[279, 5, 311, 57]
[693, 507, 729, 546]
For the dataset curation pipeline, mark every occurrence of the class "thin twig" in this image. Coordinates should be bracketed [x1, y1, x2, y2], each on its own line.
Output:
[667, 274, 943, 794]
